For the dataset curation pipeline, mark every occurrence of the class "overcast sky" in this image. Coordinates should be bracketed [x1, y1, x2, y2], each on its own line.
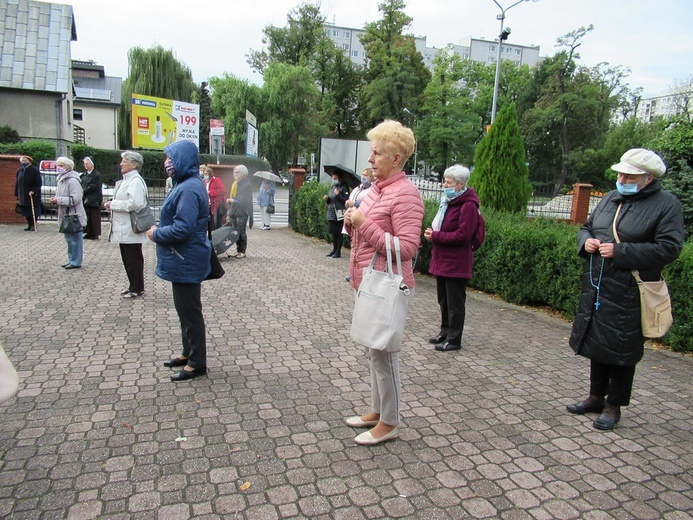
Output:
[64, 0, 691, 97]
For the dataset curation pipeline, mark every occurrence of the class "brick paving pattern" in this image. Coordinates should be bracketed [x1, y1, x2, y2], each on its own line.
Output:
[0, 222, 691, 519]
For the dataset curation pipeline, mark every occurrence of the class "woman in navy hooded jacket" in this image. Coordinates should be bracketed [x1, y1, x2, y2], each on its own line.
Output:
[147, 140, 212, 382]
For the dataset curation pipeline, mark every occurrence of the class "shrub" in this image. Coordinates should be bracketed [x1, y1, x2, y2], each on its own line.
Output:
[0, 140, 56, 162]
[290, 181, 330, 242]
[0, 125, 20, 144]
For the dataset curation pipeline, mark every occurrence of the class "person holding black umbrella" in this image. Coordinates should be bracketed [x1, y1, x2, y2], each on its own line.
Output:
[323, 168, 350, 258]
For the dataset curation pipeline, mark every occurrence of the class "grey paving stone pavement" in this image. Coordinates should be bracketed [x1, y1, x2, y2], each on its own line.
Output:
[0, 221, 691, 520]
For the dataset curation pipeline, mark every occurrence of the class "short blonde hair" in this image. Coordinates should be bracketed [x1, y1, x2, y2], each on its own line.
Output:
[367, 120, 415, 168]
[362, 167, 375, 181]
[55, 156, 74, 170]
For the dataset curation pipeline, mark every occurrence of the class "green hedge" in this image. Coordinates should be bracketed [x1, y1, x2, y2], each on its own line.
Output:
[293, 191, 693, 353]
[0, 140, 57, 163]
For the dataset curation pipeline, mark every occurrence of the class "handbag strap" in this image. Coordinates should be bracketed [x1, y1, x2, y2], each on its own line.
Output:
[611, 202, 647, 284]
[365, 233, 403, 280]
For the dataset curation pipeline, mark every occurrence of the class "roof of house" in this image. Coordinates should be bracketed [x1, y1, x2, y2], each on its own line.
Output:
[0, 0, 77, 94]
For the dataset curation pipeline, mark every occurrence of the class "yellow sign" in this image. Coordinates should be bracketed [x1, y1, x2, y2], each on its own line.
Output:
[131, 94, 200, 150]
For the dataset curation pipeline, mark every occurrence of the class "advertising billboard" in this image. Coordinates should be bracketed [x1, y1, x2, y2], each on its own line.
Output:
[131, 94, 200, 150]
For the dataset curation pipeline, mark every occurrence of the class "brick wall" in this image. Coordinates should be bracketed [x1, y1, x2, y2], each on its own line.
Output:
[0, 155, 26, 225]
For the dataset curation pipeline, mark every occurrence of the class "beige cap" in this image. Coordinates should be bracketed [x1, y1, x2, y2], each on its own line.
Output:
[611, 148, 666, 177]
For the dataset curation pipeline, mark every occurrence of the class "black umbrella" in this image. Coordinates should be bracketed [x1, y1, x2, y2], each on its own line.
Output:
[324, 164, 360, 189]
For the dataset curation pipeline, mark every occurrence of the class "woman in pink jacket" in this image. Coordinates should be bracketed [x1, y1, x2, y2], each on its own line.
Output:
[344, 120, 424, 446]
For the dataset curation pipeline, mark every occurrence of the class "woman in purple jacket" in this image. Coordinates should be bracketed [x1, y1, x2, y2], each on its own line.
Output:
[424, 164, 481, 352]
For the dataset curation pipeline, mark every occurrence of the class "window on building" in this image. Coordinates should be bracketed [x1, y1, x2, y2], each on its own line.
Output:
[342, 44, 349, 50]
[325, 29, 330, 36]
[515, 60, 520, 66]
[489, 57, 496, 63]
[352, 50, 359, 57]
[489, 45, 496, 52]
[333, 30, 339, 37]
[425, 54, 431, 61]
[73, 108, 83, 121]
[506, 47, 512, 54]
[515, 49, 521, 55]
[344, 31, 350, 38]
[462, 53, 469, 59]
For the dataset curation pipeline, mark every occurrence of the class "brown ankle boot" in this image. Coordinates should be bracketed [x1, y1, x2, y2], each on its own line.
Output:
[566, 395, 605, 415]
[593, 404, 621, 431]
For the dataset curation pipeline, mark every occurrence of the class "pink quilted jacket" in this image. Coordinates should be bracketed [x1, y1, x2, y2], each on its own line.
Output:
[348, 172, 424, 290]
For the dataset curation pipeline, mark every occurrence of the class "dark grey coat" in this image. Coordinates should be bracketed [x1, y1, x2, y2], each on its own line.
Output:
[569, 180, 684, 366]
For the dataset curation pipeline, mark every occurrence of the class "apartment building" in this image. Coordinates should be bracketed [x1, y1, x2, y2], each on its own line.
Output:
[323, 23, 542, 71]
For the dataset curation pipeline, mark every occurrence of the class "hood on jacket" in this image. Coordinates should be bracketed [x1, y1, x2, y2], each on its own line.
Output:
[165, 140, 200, 183]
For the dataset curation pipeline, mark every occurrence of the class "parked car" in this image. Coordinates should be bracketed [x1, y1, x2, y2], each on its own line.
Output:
[40, 160, 114, 212]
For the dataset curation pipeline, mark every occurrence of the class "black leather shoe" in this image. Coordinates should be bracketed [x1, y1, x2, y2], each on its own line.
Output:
[64, 265, 81, 270]
[435, 341, 461, 352]
[61, 263, 70, 268]
[593, 410, 621, 431]
[566, 400, 605, 415]
[170, 366, 207, 381]
[326, 252, 335, 257]
[428, 334, 446, 345]
[163, 357, 188, 368]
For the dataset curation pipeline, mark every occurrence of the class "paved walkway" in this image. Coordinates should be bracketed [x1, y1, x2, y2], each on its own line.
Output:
[0, 222, 691, 520]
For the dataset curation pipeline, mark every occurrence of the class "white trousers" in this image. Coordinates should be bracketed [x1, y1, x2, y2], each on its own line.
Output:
[260, 206, 272, 227]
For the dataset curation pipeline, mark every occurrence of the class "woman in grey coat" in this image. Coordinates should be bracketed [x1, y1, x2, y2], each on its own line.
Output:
[568, 149, 684, 431]
[50, 157, 86, 269]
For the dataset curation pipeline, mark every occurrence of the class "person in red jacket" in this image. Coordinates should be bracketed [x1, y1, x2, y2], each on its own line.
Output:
[424, 164, 481, 352]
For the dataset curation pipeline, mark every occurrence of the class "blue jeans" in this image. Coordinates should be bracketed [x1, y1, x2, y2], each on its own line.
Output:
[64, 232, 83, 267]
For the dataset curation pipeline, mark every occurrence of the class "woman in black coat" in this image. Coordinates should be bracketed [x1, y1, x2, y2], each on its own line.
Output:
[568, 148, 684, 431]
[323, 171, 350, 258]
[14, 155, 42, 231]
[81, 157, 103, 239]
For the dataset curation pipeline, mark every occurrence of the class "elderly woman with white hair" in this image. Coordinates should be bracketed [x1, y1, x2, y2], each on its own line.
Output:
[567, 148, 684, 431]
[50, 157, 86, 269]
[81, 156, 103, 239]
[104, 151, 150, 298]
[424, 164, 482, 352]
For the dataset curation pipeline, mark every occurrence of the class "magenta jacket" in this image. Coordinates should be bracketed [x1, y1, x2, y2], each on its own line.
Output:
[428, 188, 481, 279]
[348, 171, 424, 290]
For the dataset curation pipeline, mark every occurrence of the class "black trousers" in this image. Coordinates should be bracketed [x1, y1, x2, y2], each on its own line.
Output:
[172, 282, 206, 369]
[119, 243, 144, 293]
[84, 206, 102, 237]
[589, 360, 637, 406]
[229, 215, 248, 253]
[436, 276, 469, 346]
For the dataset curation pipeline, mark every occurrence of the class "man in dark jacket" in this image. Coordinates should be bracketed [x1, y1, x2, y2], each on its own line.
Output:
[226, 165, 253, 258]
[81, 157, 103, 239]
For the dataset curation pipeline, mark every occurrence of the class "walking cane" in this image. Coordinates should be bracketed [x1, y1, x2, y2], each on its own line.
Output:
[29, 193, 37, 232]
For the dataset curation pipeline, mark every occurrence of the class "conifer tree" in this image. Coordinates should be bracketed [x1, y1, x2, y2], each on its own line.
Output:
[470, 102, 532, 213]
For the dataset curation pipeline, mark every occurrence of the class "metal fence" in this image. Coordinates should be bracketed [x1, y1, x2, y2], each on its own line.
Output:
[409, 178, 603, 220]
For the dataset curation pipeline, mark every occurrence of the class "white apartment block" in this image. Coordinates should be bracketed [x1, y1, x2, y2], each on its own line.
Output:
[323, 23, 542, 71]
[636, 91, 692, 122]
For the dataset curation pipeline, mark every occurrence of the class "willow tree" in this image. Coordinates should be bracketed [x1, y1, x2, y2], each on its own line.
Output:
[118, 45, 197, 149]
[470, 103, 532, 213]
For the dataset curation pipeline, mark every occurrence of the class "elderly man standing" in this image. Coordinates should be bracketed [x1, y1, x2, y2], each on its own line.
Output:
[226, 165, 253, 258]
[81, 156, 103, 239]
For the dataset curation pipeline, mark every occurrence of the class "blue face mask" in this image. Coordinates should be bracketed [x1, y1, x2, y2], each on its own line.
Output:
[361, 176, 371, 186]
[444, 187, 467, 199]
[332, 180, 339, 186]
[616, 181, 639, 195]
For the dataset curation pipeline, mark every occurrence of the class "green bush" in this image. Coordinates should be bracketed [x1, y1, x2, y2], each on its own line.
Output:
[0, 140, 57, 162]
[290, 181, 330, 242]
[0, 125, 21, 144]
[662, 242, 693, 353]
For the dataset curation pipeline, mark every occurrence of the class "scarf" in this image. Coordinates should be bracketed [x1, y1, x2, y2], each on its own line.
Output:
[431, 189, 466, 231]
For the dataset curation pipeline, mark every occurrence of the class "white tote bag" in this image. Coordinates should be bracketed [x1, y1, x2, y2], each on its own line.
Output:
[350, 233, 412, 351]
[0, 342, 19, 405]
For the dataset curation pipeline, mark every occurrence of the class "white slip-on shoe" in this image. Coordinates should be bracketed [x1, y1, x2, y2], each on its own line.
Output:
[354, 427, 399, 445]
[345, 416, 379, 428]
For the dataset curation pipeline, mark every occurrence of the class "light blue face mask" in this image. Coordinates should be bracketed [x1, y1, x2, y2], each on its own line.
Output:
[444, 187, 467, 199]
[361, 176, 371, 186]
[332, 180, 339, 186]
[616, 181, 639, 195]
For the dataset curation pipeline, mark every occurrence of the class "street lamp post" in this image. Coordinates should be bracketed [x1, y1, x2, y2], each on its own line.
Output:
[490, 0, 539, 124]
[403, 107, 418, 176]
